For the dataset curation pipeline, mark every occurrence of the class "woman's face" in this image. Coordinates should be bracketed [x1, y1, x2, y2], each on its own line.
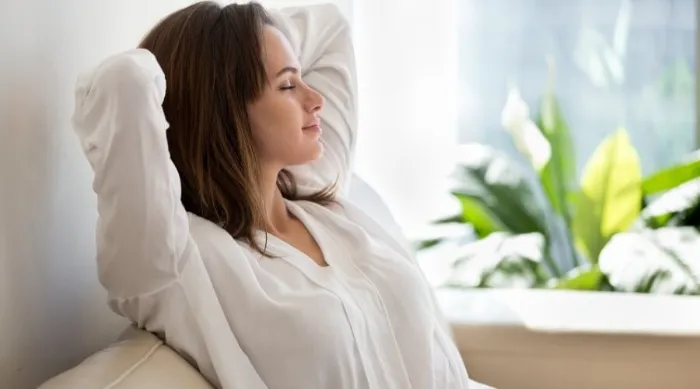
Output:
[247, 26, 325, 170]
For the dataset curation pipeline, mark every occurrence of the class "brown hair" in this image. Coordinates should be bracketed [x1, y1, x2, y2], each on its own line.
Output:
[139, 1, 335, 255]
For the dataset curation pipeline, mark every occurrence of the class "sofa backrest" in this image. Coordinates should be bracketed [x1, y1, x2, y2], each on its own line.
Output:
[39, 328, 213, 389]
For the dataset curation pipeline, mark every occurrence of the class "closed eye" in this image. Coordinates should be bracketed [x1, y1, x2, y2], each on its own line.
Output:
[276, 66, 300, 91]
[279, 80, 297, 91]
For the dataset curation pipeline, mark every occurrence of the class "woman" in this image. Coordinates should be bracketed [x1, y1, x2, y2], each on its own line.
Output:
[73, 1, 491, 388]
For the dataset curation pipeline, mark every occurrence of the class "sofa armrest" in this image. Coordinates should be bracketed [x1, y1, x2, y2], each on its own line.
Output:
[39, 328, 213, 389]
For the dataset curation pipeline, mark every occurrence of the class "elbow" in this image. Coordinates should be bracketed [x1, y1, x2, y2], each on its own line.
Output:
[82, 49, 165, 107]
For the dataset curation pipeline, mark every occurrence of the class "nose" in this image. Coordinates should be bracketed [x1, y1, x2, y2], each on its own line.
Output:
[304, 86, 324, 113]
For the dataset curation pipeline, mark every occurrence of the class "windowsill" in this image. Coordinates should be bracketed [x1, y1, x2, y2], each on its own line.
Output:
[442, 288, 700, 389]
[436, 287, 700, 337]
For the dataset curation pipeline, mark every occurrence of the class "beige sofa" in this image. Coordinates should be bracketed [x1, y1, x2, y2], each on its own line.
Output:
[39, 327, 214, 389]
[40, 324, 499, 389]
[39, 320, 700, 389]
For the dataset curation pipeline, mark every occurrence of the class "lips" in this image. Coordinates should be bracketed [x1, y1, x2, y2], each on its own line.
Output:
[302, 119, 321, 133]
[302, 120, 321, 130]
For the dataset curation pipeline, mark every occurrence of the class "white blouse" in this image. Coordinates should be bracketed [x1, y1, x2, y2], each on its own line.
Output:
[72, 3, 489, 389]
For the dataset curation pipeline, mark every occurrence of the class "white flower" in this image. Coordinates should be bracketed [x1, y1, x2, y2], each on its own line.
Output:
[501, 88, 531, 130]
[500, 88, 552, 171]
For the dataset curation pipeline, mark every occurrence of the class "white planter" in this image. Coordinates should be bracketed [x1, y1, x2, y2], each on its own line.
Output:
[439, 289, 700, 389]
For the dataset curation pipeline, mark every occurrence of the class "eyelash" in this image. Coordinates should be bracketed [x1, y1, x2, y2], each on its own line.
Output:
[280, 84, 296, 91]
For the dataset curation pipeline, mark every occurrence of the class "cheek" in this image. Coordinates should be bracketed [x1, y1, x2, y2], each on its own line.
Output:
[249, 98, 304, 156]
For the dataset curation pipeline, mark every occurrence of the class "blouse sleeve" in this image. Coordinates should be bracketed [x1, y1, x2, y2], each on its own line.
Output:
[73, 49, 270, 389]
[269, 4, 358, 194]
[72, 49, 192, 298]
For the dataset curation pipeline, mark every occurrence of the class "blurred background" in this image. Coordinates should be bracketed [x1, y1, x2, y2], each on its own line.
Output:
[1, 0, 699, 388]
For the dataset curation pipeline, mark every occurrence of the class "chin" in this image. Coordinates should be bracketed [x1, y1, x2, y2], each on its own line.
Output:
[287, 143, 324, 167]
[305, 142, 324, 163]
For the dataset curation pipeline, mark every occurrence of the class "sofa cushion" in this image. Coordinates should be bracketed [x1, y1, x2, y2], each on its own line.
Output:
[39, 328, 213, 389]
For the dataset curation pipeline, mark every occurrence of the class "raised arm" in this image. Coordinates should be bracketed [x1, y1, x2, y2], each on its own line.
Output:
[73, 49, 190, 298]
[270, 4, 358, 194]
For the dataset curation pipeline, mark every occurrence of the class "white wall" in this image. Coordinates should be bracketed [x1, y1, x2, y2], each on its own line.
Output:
[0, 1, 211, 388]
[0, 1, 352, 388]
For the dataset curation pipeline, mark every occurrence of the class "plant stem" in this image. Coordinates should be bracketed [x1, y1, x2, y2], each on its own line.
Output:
[564, 220, 581, 268]
[543, 235, 563, 277]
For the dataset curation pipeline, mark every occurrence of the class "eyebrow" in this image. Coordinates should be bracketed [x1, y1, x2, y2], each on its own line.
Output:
[275, 66, 299, 78]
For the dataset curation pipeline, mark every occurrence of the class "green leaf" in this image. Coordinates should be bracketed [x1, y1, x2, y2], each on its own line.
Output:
[643, 212, 675, 229]
[536, 67, 577, 223]
[414, 238, 444, 251]
[451, 193, 505, 239]
[599, 227, 700, 295]
[445, 232, 550, 289]
[550, 265, 603, 290]
[642, 156, 700, 196]
[633, 271, 672, 294]
[432, 214, 463, 224]
[450, 143, 563, 275]
[572, 128, 642, 262]
[451, 144, 549, 236]
[639, 178, 700, 229]
[672, 197, 700, 227]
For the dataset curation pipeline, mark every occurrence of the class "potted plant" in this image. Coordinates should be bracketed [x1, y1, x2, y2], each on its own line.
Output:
[419, 64, 700, 295]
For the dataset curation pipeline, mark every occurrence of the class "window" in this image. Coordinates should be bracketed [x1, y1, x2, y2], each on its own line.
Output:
[459, 0, 696, 176]
[353, 0, 697, 241]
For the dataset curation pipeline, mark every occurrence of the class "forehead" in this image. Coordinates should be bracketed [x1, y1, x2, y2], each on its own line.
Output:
[261, 26, 299, 76]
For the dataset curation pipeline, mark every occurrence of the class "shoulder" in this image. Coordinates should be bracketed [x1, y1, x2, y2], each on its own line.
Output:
[288, 198, 349, 222]
[186, 213, 258, 265]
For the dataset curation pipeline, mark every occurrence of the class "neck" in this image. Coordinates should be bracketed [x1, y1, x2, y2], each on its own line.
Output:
[259, 165, 292, 235]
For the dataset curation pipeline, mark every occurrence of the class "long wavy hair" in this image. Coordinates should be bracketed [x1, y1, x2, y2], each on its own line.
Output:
[139, 1, 335, 255]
